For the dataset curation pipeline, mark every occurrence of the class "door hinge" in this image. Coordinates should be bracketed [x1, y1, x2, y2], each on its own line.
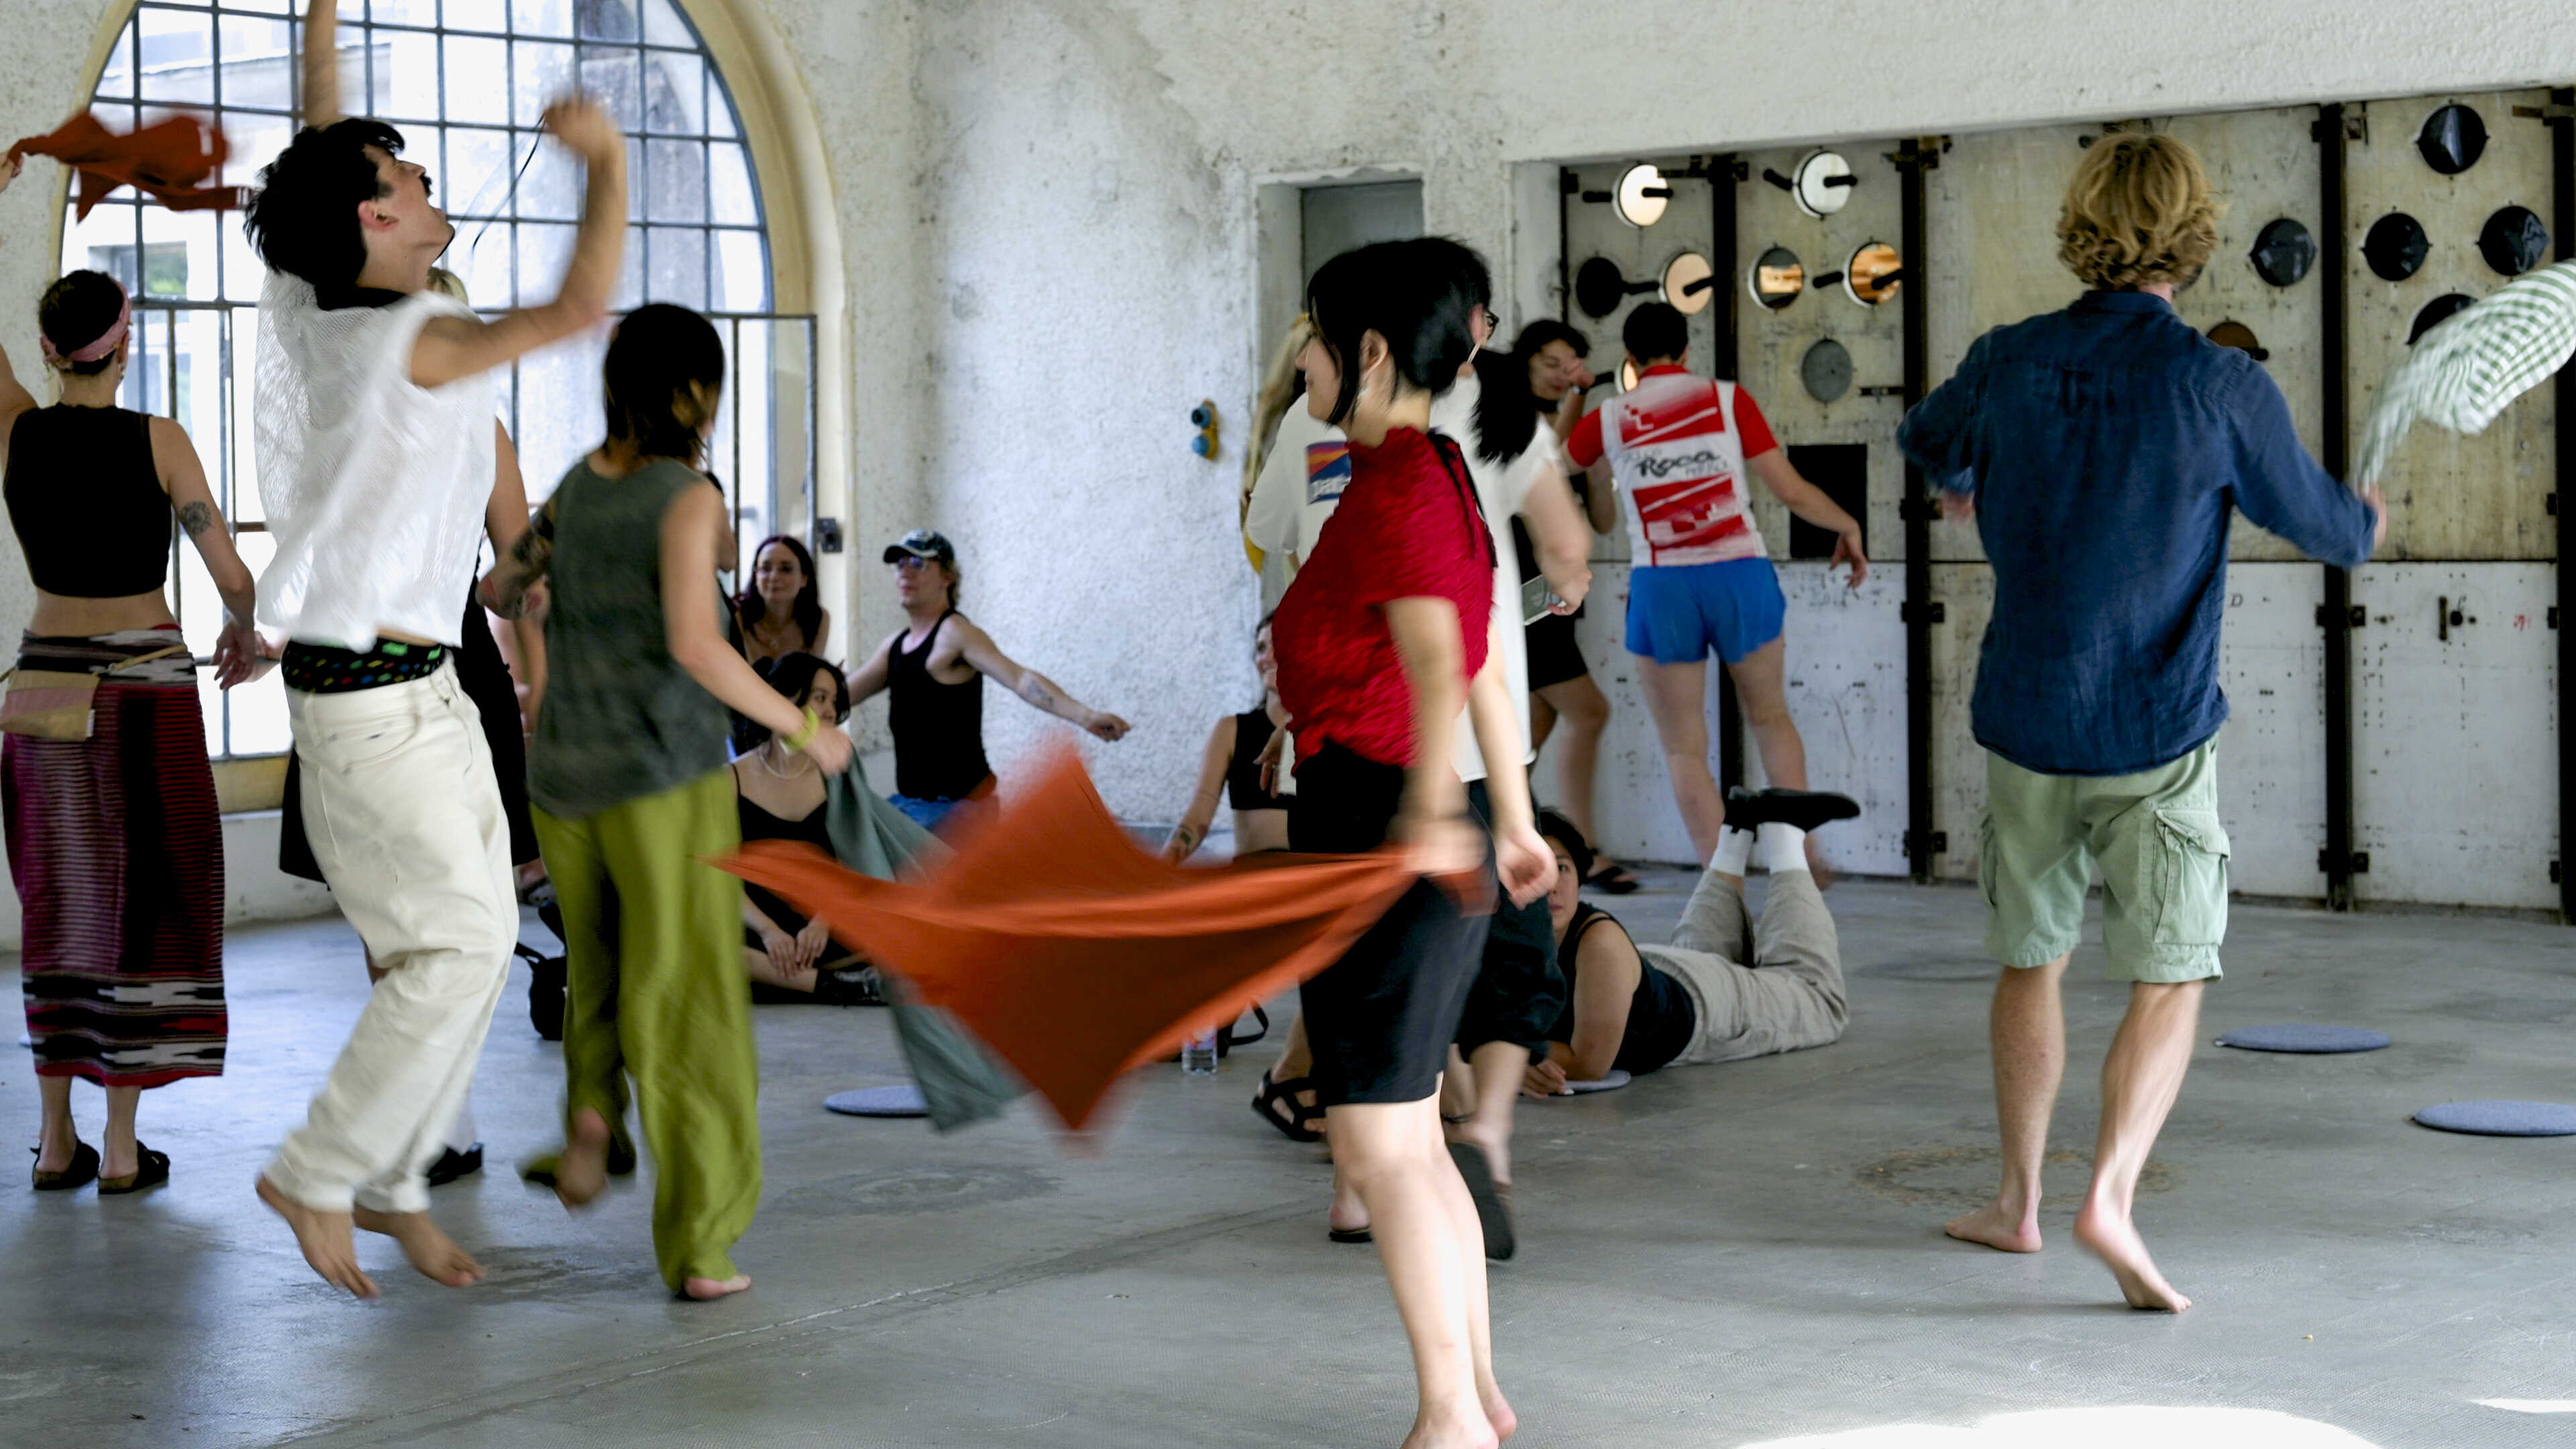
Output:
[2317, 603, 2366, 629]
[1905, 830, 1949, 856]
[2513, 103, 2576, 122]
[2320, 849, 2371, 874]
[2312, 111, 2369, 144]
[1901, 600, 1947, 625]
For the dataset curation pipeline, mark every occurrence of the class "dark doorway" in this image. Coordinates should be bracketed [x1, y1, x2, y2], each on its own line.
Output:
[1786, 444, 1869, 559]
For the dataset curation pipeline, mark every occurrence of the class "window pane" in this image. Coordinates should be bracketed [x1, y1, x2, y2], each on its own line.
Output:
[709, 142, 754, 225]
[518, 137, 580, 221]
[731, 319, 773, 530]
[643, 50, 702, 133]
[645, 225, 705, 309]
[444, 125, 513, 219]
[138, 6, 215, 104]
[610, 222, 644, 310]
[714, 229, 765, 311]
[708, 85, 737, 139]
[445, 0, 508, 32]
[643, 0, 694, 48]
[367, 0, 439, 24]
[221, 109, 294, 193]
[223, 214, 265, 303]
[443, 36, 509, 125]
[178, 535, 219, 657]
[580, 46, 641, 130]
[623, 134, 644, 220]
[141, 205, 219, 301]
[580, 0, 641, 42]
[216, 13, 294, 114]
[517, 220, 574, 310]
[513, 0, 574, 36]
[172, 308, 225, 498]
[66, 200, 143, 292]
[229, 0, 292, 13]
[454, 219, 517, 309]
[229, 307, 262, 521]
[513, 41, 575, 127]
[98, 25, 136, 98]
[645, 138, 703, 222]
[514, 333, 607, 500]
[227, 536, 290, 755]
[369, 30, 439, 121]
[121, 309, 170, 419]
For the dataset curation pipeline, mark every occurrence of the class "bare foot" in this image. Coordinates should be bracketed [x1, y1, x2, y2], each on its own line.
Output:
[353, 1205, 485, 1287]
[1943, 1199, 2043, 1254]
[257, 1175, 379, 1299]
[554, 1107, 611, 1208]
[1448, 1120, 1512, 1191]
[2074, 1200, 2191, 1311]
[683, 1273, 752, 1301]
[1401, 1407, 1499, 1449]
[1480, 1385, 1517, 1443]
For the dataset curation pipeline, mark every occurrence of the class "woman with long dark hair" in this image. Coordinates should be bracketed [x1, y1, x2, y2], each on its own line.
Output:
[1271, 239, 1552, 1449]
[733, 651, 879, 1002]
[731, 533, 829, 667]
[482, 304, 852, 1300]
[0, 228, 264, 1193]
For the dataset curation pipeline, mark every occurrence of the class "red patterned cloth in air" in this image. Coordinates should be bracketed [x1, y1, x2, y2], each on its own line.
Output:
[7, 111, 244, 221]
[1568, 366, 1780, 568]
[1270, 426, 1495, 769]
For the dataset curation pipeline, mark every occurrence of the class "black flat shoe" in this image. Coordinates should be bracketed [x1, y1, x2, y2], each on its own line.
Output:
[1327, 1224, 1373, 1244]
[31, 1142, 99, 1192]
[1446, 1141, 1517, 1262]
[426, 1143, 485, 1187]
[97, 1143, 168, 1196]
[1724, 786, 1861, 834]
[1582, 859, 1642, 895]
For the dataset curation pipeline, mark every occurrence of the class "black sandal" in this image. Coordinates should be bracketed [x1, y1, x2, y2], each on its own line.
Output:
[1327, 1224, 1373, 1244]
[1447, 1141, 1517, 1262]
[31, 1142, 99, 1191]
[97, 1142, 168, 1196]
[1583, 859, 1642, 895]
[1250, 1072, 1326, 1144]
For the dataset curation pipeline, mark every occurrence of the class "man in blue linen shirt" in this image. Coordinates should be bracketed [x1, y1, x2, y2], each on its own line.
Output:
[1898, 133, 2384, 1313]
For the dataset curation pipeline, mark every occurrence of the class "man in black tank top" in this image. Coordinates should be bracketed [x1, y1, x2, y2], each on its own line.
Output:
[843, 531, 1132, 831]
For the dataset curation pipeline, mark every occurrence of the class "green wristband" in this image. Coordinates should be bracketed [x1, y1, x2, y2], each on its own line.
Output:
[783, 706, 820, 752]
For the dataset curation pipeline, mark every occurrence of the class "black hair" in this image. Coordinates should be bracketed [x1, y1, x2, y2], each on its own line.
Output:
[1303, 239, 1482, 428]
[243, 119, 409, 292]
[1467, 350, 1540, 465]
[762, 651, 849, 727]
[603, 303, 725, 466]
[1535, 808, 1595, 882]
[736, 533, 824, 645]
[1511, 318, 1591, 364]
[1623, 302, 1688, 364]
[36, 270, 126, 378]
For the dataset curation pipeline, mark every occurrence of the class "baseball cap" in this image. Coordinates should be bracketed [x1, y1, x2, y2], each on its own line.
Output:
[883, 529, 955, 566]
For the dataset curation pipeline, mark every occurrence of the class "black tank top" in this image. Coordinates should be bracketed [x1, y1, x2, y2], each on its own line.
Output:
[737, 786, 833, 929]
[5, 407, 168, 598]
[1226, 708, 1290, 812]
[888, 609, 992, 800]
[1549, 903, 1695, 1074]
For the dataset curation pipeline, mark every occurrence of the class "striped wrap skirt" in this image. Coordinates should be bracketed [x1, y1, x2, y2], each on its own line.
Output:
[3, 627, 226, 1087]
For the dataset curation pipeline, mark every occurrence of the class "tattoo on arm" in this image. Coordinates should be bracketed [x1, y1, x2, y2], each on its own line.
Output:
[1019, 676, 1059, 712]
[484, 505, 555, 619]
[177, 500, 215, 538]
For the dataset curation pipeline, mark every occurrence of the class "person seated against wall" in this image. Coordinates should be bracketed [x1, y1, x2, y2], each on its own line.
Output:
[733, 652, 884, 1004]
[1521, 796, 1856, 1095]
[731, 533, 833, 668]
[1164, 615, 1291, 861]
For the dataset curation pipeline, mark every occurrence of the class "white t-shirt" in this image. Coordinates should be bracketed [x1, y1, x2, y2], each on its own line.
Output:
[254, 271, 497, 650]
[1245, 372, 1558, 784]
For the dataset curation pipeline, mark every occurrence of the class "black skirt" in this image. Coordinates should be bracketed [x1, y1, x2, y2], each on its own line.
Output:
[1290, 742, 1490, 1108]
[1523, 609, 1589, 691]
[1453, 779, 1566, 1053]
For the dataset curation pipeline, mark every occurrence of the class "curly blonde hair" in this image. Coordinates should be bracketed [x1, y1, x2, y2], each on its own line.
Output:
[2055, 133, 2222, 290]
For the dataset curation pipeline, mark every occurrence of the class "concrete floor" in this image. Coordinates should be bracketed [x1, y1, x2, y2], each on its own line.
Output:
[4, 873, 2573, 1448]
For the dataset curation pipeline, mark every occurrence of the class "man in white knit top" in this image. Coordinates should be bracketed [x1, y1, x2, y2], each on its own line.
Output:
[244, 0, 626, 1299]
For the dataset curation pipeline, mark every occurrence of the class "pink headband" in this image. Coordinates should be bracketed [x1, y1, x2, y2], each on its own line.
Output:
[40, 289, 130, 366]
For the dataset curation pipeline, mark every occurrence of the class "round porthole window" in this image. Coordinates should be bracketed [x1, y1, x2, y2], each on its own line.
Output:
[2250, 218, 2316, 287]
[1749, 246, 1805, 311]
[1801, 338, 1853, 403]
[2205, 320, 2269, 362]
[2478, 205, 2548, 276]
[2408, 292, 2475, 345]
[1792, 150, 1856, 219]
[1662, 252, 1715, 315]
[1844, 241, 1902, 305]
[2416, 103, 2487, 175]
[1574, 256, 1640, 319]
[1614, 162, 1670, 229]
[2363, 213, 2430, 282]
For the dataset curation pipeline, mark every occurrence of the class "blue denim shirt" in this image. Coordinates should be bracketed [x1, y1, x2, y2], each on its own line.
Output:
[1898, 291, 2377, 776]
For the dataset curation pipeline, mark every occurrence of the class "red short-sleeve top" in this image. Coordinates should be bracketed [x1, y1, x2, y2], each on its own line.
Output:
[1271, 426, 1496, 769]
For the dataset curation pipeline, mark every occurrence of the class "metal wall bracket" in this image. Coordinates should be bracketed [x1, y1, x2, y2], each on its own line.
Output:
[1904, 830, 1949, 856]
[1884, 138, 1950, 171]
[1856, 384, 1905, 398]
[2317, 602, 2366, 628]
[2515, 103, 2576, 122]
[1901, 600, 1947, 625]
[2312, 111, 2369, 144]
[2318, 849, 2371, 874]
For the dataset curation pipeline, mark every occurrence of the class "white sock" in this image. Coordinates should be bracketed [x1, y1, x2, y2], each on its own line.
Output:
[446, 1098, 478, 1155]
[1711, 827, 1755, 877]
[1760, 822, 1809, 876]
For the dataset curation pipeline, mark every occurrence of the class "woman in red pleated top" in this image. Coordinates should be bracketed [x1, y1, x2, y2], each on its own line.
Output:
[1269, 237, 1552, 1449]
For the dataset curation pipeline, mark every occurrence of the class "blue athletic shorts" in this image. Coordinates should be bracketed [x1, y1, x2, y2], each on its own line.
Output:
[1624, 558, 1786, 665]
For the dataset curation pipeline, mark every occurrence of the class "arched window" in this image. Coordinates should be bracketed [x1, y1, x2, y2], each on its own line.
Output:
[61, 0, 812, 762]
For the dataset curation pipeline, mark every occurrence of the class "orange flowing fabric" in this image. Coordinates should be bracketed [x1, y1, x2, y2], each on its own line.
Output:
[717, 751, 1417, 1134]
[8, 113, 244, 221]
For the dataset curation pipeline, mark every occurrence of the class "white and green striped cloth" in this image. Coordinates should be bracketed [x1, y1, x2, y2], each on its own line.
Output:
[2357, 259, 2576, 484]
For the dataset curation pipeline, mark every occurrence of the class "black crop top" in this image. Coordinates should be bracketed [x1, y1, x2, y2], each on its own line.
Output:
[1548, 903, 1695, 1075]
[1226, 708, 1291, 812]
[5, 407, 168, 598]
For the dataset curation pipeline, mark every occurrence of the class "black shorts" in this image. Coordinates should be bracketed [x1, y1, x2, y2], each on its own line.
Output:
[1454, 780, 1566, 1053]
[1524, 610, 1589, 691]
[1291, 742, 1490, 1108]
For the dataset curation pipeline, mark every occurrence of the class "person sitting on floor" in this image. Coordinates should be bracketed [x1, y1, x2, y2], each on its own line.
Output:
[1522, 794, 1856, 1094]
[733, 651, 896, 1004]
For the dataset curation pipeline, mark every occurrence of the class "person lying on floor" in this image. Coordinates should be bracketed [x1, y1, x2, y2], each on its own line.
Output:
[1523, 792, 1855, 1093]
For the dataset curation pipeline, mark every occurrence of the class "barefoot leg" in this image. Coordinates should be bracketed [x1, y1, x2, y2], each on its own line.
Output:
[554, 1106, 612, 1208]
[683, 1273, 753, 1300]
[1453, 1042, 1525, 1188]
[1944, 955, 2067, 1254]
[1332, 1100, 1496, 1449]
[34, 1075, 78, 1175]
[353, 1205, 486, 1287]
[2074, 979, 2202, 1311]
[258, 1175, 379, 1299]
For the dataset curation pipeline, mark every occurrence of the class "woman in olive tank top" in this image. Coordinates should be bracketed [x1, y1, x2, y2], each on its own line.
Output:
[479, 306, 852, 1301]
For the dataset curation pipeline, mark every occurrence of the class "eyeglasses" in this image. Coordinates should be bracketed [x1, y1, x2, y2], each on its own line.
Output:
[892, 555, 941, 573]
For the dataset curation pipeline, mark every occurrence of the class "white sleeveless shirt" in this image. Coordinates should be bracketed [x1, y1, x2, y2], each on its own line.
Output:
[253, 271, 496, 651]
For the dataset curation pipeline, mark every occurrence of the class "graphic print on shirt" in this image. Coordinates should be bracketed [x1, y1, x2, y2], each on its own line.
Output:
[1611, 378, 1758, 567]
[1304, 439, 1352, 509]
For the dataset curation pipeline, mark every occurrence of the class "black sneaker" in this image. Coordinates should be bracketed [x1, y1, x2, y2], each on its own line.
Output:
[425, 1143, 484, 1187]
[1724, 787, 1860, 834]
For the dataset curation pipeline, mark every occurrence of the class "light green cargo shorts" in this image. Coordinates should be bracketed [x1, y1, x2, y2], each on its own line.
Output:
[1976, 740, 2230, 983]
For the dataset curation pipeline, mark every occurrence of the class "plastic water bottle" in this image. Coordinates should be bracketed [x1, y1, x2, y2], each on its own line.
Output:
[1181, 1028, 1220, 1075]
